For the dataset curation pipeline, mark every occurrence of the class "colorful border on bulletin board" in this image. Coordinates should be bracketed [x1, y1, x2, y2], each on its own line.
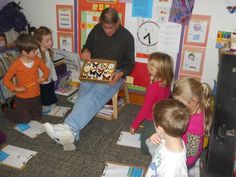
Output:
[179, 46, 205, 77]
[57, 32, 74, 52]
[183, 15, 211, 47]
[56, 5, 74, 32]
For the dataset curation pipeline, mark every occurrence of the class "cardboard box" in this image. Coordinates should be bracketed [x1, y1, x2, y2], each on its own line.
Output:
[79, 59, 117, 83]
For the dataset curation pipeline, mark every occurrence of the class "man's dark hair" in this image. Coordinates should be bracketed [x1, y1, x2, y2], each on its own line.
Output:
[16, 33, 39, 53]
[99, 7, 119, 24]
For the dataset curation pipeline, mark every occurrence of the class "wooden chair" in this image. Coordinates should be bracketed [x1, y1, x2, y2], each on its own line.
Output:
[112, 82, 130, 119]
[96, 82, 130, 120]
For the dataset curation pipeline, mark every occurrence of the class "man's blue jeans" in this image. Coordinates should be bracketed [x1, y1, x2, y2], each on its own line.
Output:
[65, 78, 124, 141]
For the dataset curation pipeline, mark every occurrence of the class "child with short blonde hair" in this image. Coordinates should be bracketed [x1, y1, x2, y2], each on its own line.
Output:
[130, 52, 173, 154]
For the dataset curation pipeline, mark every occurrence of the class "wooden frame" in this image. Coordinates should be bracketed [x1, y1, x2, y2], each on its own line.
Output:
[179, 46, 206, 76]
[79, 59, 117, 83]
[57, 32, 74, 52]
[184, 15, 211, 47]
[178, 74, 201, 81]
[56, 5, 74, 32]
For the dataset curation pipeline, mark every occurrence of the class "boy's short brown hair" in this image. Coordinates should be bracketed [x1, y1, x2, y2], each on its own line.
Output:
[153, 99, 190, 137]
[16, 33, 39, 53]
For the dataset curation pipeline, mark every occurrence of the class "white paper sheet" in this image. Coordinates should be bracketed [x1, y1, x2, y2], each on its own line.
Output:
[0, 145, 37, 169]
[117, 131, 141, 148]
[14, 121, 45, 139]
[102, 162, 144, 177]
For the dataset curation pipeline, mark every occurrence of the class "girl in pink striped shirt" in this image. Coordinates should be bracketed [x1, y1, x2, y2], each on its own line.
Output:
[130, 52, 173, 154]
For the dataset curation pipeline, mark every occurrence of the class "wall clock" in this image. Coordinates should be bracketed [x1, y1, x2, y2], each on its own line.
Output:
[137, 21, 160, 46]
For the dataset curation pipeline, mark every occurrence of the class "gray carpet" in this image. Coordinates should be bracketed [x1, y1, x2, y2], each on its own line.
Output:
[0, 96, 151, 177]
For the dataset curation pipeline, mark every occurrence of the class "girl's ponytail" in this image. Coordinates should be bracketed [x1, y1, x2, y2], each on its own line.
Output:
[201, 83, 213, 135]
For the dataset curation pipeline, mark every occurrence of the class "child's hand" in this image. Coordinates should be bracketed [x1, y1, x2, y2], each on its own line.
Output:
[15, 86, 26, 92]
[130, 127, 136, 134]
[150, 133, 161, 145]
[37, 77, 46, 84]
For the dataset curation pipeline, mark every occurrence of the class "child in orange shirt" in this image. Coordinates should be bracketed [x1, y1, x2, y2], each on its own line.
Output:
[3, 34, 49, 123]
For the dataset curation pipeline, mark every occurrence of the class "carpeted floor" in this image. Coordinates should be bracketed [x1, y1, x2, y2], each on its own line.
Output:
[0, 96, 151, 177]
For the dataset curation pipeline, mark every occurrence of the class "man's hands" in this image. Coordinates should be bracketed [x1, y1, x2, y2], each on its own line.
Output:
[81, 49, 91, 61]
[81, 49, 124, 86]
[109, 71, 124, 86]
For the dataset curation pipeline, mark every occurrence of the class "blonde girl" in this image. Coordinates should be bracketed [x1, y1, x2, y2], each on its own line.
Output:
[172, 77, 213, 169]
[33, 26, 57, 113]
[130, 52, 173, 154]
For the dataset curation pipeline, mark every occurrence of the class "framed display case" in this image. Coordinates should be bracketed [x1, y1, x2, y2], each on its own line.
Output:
[79, 59, 117, 83]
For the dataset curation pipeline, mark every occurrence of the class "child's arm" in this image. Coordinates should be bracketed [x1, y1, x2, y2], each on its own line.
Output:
[130, 83, 163, 131]
[182, 114, 204, 167]
[3, 63, 26, 92]
[36, 57, 49, 83]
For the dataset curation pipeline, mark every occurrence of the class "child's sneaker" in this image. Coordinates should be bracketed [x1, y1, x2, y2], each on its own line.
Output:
[1, 103, 9, 112]
[43, 123, 75, 148]
[8, 97, 15, 109]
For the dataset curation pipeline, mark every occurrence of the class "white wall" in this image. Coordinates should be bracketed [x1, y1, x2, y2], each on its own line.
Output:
[17, 0, 74, 48]
[16, 0, 236, 87]
[192, 0, 236, 86]
[0, 0, 12, 9]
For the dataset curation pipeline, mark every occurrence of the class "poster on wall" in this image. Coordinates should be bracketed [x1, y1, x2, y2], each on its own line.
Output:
[57, 32, 74, 52]
[179, 46, 205, 76]
[169, 0, 195, 25]
[136, 20, 182, 59]
[56, 5, 74, 32]
[156, 0, 172, 23]
[132, 0, 153, 18]
[184, 15, 211, 47]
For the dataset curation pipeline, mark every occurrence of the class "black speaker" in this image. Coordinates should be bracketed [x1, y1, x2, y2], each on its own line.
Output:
[206, 51, 236, 177]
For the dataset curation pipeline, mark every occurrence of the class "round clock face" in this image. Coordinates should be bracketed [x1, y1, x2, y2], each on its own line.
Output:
[137, 21, 160, 46]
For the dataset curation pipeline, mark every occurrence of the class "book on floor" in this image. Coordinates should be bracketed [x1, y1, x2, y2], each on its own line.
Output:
[14, 120, 45, 139]
[96, 97, 125, 118]
[67, 92, 77, 104]
[0, 145, 37, 169]
[55, 86, 78, 96]
[45, 106, 71, 117]
[117, 131, 141, 148]
[101, 161, 145, 177]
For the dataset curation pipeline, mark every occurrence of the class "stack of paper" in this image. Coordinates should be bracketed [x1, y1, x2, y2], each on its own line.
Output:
[67, 92, 78, 104]
[14, 121, 45, 139]
[0, 145, 37, 169]
[97, 98, 125, 118]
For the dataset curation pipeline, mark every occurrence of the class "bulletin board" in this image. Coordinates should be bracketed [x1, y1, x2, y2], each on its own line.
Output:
[77, 0, 126, 53]
[75, 0, 193, 89]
